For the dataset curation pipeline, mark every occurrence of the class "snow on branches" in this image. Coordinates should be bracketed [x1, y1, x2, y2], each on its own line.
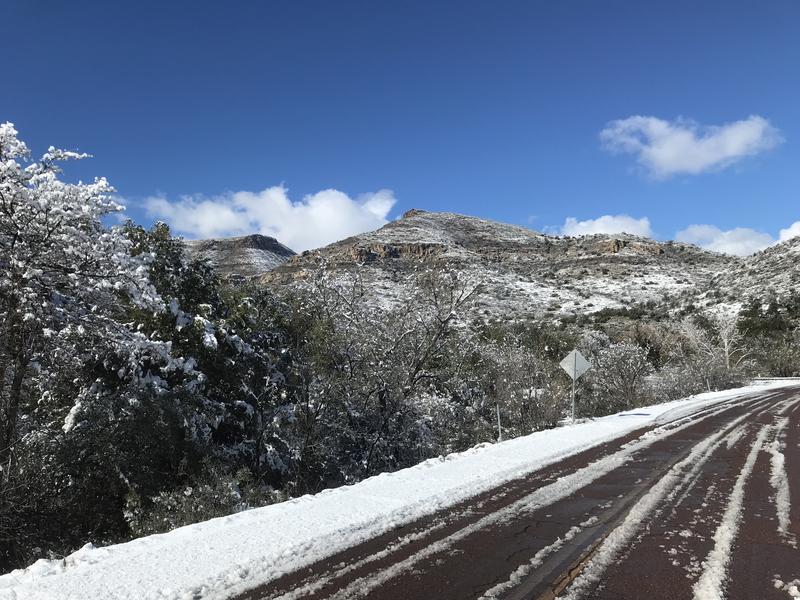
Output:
[0, 123, 163, 463]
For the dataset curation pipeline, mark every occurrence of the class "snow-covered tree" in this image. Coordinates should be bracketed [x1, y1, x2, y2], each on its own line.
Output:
[684, 311, 749, 371]
[479, 336, 564, 437]
[583, 342, 653, 414]
[0, 123, 160, 478]
[279, 265, 482, 490]
[672, 312, 749, 391]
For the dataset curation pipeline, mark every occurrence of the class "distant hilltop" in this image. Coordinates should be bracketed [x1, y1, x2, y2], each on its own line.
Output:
[185, 234, 296, 278]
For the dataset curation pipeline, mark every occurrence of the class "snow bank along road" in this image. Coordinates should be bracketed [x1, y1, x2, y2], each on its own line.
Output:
[1, 382, 798, 600]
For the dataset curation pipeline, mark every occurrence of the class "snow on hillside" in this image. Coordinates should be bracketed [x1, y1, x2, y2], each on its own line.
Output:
[261, 209, 736, 321]
[0, 381, 789, 600]
[365, 209, 549, 247]
[185, 234, 295, 278]
[184, 210, 800, 319]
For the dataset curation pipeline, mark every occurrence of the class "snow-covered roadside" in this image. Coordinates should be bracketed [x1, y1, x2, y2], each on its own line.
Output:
[0, 381, 793, 600]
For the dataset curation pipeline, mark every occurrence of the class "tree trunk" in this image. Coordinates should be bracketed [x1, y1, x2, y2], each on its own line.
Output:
[0, 305, 24, 479]
[0, 359, 7, 440]
[0, 360, 25, 480]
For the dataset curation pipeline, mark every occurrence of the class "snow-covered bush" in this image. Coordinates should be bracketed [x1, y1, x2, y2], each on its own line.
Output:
[738, 294, 800, 377]
[647, 364, 708, 403]
[124, 464, 286, 537]
[0, 126, 294, 569]
[581, 342, 654, 416]
[479, 337, 564, 436]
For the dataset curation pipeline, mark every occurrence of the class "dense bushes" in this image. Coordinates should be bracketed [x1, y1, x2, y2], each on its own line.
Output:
[738, 295, 800, 376]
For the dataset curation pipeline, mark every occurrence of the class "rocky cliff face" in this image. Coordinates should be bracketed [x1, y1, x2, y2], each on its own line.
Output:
[185, 234, 296, 278]
[347, 242, 448, 263]
[258, 209, 743, 321]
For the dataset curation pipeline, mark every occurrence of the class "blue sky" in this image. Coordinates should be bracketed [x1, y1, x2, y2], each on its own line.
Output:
[3, 1, 798, 253]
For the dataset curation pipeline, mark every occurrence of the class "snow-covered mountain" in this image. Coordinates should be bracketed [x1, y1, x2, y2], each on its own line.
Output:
[185, 234, 295, 278]
[259, 209, 740, 320]
[189, 210, 799, 320]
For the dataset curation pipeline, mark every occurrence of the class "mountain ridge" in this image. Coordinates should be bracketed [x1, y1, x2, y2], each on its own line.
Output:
[258, 210, 740, 321]
[189, 210, 798, 322]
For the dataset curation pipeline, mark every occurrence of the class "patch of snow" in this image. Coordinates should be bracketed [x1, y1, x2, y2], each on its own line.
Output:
[61, 401, 83, 434]
[724, 426, 746, 450]
[767, 417, 795, 544]
[774, 577, 800, 599]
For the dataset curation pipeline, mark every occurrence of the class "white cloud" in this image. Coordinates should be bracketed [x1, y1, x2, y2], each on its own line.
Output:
[144, 186, 396, 251]
[675, 224, 775, 256]
[778, 221, 800, 242]
[600, 115, 782, 178]
[676, 219, 800, 256]
[559, 214, 653, 238]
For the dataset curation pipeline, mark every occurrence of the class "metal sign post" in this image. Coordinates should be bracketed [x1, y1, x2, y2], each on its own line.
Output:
[560, 349, 591, 422]
[572, 352, 576, 422]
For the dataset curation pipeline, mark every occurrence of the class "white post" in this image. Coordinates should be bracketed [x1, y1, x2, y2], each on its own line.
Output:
[496, 403, 502, 442]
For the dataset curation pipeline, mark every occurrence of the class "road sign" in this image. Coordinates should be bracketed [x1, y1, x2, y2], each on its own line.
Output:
[560, 349, 591, 422]
[560, 349, 591, 380]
